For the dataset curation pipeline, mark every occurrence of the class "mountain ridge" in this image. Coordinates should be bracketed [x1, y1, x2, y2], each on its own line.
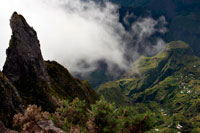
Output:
[98, 41, 200, 132]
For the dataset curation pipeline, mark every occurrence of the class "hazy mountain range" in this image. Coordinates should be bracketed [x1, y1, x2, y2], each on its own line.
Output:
[81, 0, 200, 88]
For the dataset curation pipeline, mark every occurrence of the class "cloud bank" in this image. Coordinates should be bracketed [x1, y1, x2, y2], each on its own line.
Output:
[0, 0, 167, 75]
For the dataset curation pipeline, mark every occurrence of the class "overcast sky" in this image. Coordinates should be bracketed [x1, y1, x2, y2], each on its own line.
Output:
[0, 0, 167, 74]
[0, 0, 129, 73]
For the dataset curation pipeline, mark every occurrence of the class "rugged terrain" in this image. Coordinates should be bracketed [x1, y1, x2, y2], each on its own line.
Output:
[111, 0, 200, 56]
[0, 12, 98, 128]
[84, 0, 200, 89]
[1, 1, 200, 132]
[98, 41, 200, 132]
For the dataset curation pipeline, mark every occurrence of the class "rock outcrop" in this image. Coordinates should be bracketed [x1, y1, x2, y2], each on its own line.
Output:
[0, 71, 23, 127]
[3, 12, 57, 111]
[3, 12, 49, 83]
[2, 12, 98, 113]
[37, 120, 64, 133]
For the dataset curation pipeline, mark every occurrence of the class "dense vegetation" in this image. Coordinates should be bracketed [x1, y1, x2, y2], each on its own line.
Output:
[13, 97, 154, 133]
[98, 41, 200, 132]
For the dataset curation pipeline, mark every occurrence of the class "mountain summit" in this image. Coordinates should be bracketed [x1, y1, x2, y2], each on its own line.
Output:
[3, 12, 49, 83]
[3, 12, 56, 110]
[2, 12, 98, 114]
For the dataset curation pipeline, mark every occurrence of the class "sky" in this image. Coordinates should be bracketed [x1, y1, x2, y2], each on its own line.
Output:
[0, 0, 167, 74]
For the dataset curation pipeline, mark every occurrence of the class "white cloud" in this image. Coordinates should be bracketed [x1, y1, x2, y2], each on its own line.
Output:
[0, 0, 129, 73]
[0, 0, 167, 75]
[129, 16, 167, 56]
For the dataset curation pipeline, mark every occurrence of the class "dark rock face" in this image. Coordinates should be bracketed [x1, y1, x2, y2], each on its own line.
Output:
[0, 71, 23, 127]
[3, 12, 56, 111]
[3, 12, 49, 83]
[2, 12, 98, 112]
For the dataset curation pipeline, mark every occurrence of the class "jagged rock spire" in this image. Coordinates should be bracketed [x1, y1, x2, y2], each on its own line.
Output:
[2, 12, 98, 112]
[3, 12, 55, 110]
[3, 12, 49, 83]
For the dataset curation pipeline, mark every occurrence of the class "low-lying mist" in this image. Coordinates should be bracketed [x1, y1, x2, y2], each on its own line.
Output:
[0, 0, 167, 75]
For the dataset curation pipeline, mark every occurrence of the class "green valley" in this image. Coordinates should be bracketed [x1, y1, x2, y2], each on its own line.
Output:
[98, 41, 200, 132]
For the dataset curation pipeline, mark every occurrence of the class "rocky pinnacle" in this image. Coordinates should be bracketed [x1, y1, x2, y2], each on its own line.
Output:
[3, 12, 49, 83]
[2, 12, 56, 111]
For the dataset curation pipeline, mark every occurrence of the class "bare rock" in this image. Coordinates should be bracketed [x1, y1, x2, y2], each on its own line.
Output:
[3, 12, 57, 111]
[0, 71, 23, 127]
[22, 120, 64, 133]
[2, 12, 97, 113]
[37, 120, 64, 133]
[3, 12, 49, 83]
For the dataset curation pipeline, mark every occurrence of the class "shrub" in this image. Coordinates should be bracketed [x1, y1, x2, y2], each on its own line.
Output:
[51, 98, 88, 132]
[88, 96, 122, 132]
[52, 96, 154, 132]
[13, 97, 154, 133]
[13, 105, 50, 132]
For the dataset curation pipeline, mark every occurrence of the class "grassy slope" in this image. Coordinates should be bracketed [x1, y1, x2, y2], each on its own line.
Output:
[45, 61, 98, 106]
[98, 41, 200, 132]
[14, 60, 99, 112]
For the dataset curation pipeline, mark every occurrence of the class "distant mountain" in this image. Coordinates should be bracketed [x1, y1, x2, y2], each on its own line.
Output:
[111, 0, 200, 56]
[98, 41, 200, 132]
[81, 0, 200, 89]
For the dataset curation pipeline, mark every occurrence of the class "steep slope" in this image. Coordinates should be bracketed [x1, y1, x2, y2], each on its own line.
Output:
[97, 80, 133, 106]
[0, 71, 23, 127]
[3, 12, 57, 111]
[98, 41, 200, 132]
[45, 61, 98, 105]
[98, 41, 192, 102]
[166, 13, 200, 56]
[3, 12, 98, 111]
[82, 0, 200, 89]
